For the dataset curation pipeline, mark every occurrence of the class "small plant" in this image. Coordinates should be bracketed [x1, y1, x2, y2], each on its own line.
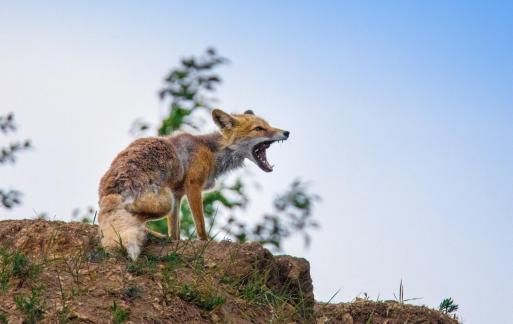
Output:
[126, 261, 144, 276]
[393, 279, 421, 303]
[160, 266, 224, 311]
[366, 313, 374, 324]
[0, 248, 40, 291]
[239, 271, 281, 306]
[62, 249, 88, 286]
[55, 271, 72, 322]
[439, 297, 459, 315]
[0, 312, 7, 324]
[162, 251, 182, 268]
[122, 284, 141, 301]
[14, 286, 45, 324]
[178, 283, 225, 311]
[219, 274, 236, 285]
[110, 301, 130, 324]
[0, 258, 9, 291]
[236, 268, 310, 321]
[126, 255, 158, 276]
[87, 244, 109, 262]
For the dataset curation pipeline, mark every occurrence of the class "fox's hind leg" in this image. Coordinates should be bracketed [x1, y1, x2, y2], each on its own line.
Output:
[124, 188, 173, 240]
[125, 188, 173, 216]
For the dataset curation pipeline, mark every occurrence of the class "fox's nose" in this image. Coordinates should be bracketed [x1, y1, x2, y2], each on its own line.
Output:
[283, 130, 290, 138]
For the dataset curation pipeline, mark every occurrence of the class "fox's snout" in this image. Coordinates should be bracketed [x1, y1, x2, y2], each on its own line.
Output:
[270, 129, 290, 142]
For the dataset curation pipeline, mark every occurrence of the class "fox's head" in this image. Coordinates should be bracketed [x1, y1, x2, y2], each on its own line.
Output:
[212, 109, 289, 172]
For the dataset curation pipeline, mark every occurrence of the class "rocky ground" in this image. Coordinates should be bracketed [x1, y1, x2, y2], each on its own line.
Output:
[0, 220, 458, 323]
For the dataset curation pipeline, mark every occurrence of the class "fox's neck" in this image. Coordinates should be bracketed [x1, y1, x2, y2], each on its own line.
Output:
[199, 132, 246, 177]
[214, 147, 245, 176]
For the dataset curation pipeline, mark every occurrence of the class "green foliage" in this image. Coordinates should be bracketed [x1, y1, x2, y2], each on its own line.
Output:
[0, 312, 7, 324]
[126, 255, 158, 276]
[131, 48, 226, 136]
[0, 247, 40, 291]
[12, 252, 33, 278]
[110, 301, 130, 324]
[439, 297, 458, 314]
[159, 251, 224, 311]
[239, 270, 282, 306]
[178, 283, 225, 311]
[0, 113, 31, 209]
[122, 284, 140, 301]
[158, 48, 226, 135]
[14, 286, 45, 324]
[161, 251, 182, 268]
[235, 269, 310, 321]
[87, 244, 109, 263]
[224, 179, 320, 250]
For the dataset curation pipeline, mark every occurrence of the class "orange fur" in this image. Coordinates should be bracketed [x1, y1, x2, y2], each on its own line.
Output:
[98, 109, 289, 259]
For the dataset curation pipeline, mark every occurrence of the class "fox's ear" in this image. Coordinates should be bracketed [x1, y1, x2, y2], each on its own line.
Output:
[212, 109, 238, 130]
[244, 110, 254, 115]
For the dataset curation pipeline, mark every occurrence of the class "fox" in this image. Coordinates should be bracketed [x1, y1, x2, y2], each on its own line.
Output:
[97, 109, 289, 260]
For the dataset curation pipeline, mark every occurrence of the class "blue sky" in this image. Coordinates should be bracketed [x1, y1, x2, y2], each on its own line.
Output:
[1, 1, 512, 322]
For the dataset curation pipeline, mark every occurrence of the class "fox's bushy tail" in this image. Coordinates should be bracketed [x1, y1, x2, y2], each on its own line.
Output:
[98, 194, 146, 260]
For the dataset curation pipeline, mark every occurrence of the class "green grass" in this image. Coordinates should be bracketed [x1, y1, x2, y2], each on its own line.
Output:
[14, 286, 45, 324]
[0, 247, 41, 292]
[0, 312, 7, 324]
[237, 269, 288, 307]
[161, 251, 182, 267]
[126, 254, 159, 276]
[178, 283, 225, 311]
[439, 297, 459, 315]
[160, 260, 225, 312]
[87, 244, 109, 263]
[234, 268, 312, 321]
[110, 301, 130, 324]
[122, 284, 141, 301]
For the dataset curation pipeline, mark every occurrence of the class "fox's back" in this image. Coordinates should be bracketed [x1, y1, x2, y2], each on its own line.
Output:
[99, 137, 181, 200]
[98, 133, 223, 201]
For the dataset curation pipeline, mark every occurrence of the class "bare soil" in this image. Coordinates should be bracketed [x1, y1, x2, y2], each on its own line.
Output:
[0, 220, 458, 323]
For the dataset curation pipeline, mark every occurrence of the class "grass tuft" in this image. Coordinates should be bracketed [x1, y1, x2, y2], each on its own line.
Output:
[122, 284, 141, 301]
[178, 283, 225, 311]
[87, 244, 109, 262]
[439, 297, 459, 315]
[0, 247, 41, 292]
[14, 286, 45, 324]
[110, 301, 130, 324]
[126, 255, 158, 276]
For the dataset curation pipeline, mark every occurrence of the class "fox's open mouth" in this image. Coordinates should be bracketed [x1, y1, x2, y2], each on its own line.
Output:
[252, 140, 282, 172]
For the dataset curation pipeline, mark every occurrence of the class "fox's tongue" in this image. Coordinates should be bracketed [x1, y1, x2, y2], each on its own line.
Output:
[254, 145, 273, 172]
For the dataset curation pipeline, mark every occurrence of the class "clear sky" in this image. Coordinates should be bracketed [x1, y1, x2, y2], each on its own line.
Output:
[1, 1, 512, 322]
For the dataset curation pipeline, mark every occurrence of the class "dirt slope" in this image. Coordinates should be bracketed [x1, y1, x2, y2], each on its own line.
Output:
[0, 220, 458, 323]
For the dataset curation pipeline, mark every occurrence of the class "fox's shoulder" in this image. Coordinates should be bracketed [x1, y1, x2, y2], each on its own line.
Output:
[167, 132, 220, 152]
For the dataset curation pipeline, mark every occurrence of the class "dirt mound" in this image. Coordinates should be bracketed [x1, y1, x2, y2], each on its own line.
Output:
[316, 300, 459, 324]
[0, 220, 458, 323]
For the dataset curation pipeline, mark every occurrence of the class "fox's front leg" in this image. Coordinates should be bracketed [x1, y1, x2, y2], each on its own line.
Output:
[185, 184, 208, 240]
[167, 194, 183, 240]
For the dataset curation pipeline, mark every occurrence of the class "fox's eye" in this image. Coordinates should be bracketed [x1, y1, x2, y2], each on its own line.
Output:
[254, 126, 265, 132]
